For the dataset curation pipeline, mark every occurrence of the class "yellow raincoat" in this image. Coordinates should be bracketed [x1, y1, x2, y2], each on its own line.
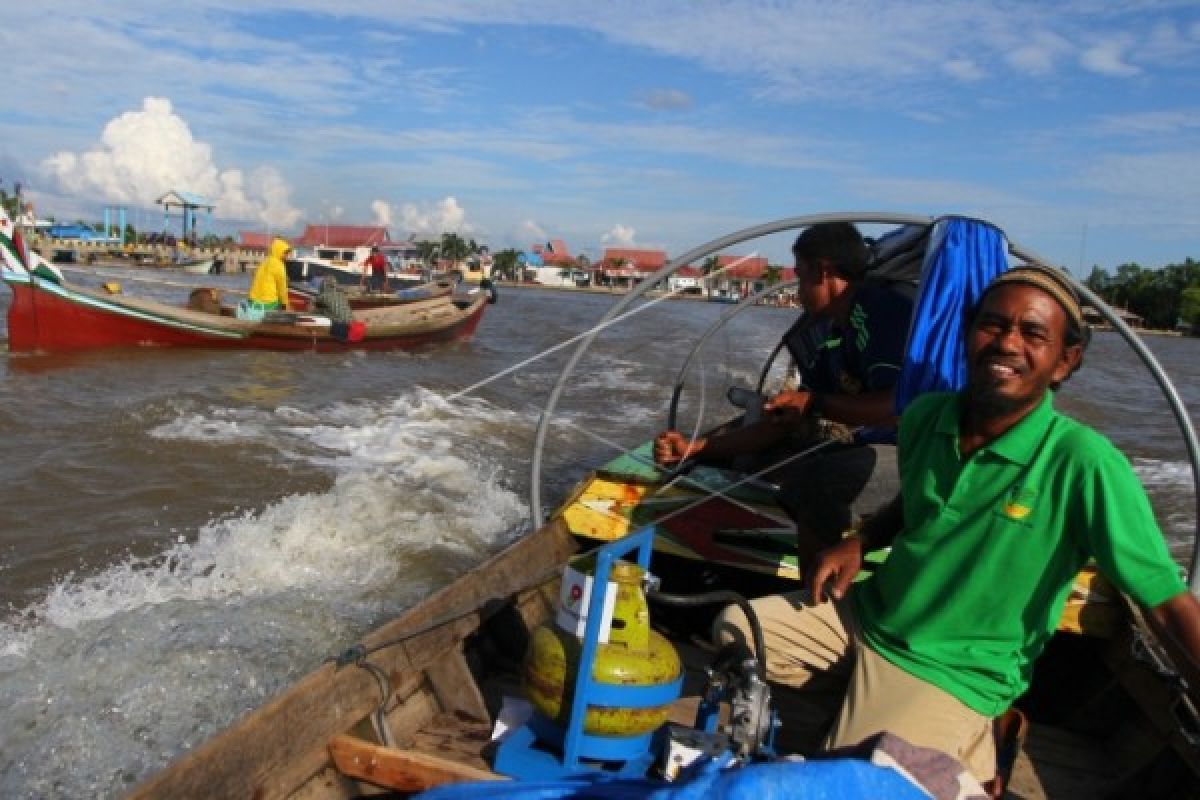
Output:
[247, 238, 291, 308]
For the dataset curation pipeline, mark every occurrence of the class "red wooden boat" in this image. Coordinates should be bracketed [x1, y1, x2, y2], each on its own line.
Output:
[2, 248, 491, 354]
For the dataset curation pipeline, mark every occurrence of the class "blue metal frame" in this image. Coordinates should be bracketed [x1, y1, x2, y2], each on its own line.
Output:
[495, 526, 684, 779]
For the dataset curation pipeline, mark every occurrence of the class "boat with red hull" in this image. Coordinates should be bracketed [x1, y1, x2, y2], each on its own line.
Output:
[2, 248, 491, 354]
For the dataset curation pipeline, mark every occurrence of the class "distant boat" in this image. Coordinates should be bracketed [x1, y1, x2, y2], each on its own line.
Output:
[286, 244, 431, 288]
[287, 278, 459, 311]
[176, 257, 215, 275]
[1, 252, 491, 354]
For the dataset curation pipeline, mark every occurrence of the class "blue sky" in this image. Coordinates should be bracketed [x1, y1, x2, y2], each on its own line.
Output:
[2, 1, 1198, 272]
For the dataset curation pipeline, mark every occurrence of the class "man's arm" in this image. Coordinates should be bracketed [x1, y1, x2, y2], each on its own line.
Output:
[808, 493, 904, 603]
[653, 416, 797, 466]
[1150, 591, 1200, 676]
[270, 262, 290, 310]
[764, 387, 898, 428]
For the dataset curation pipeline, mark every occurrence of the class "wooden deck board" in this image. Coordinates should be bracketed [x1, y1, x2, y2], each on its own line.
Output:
[1006, 723, 1115, 799]
[411, 712, 495, 772]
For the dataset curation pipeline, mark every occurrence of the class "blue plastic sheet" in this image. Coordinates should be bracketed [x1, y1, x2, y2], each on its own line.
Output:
[415, 756, 928, 800]
[894, 216, 1010, 412]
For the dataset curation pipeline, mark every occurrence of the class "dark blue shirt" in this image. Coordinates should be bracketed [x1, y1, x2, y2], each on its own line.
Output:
[803, 283, 913, 444]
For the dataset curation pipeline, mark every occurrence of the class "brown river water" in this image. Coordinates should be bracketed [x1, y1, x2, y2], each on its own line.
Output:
[0, 264, 1196, 796]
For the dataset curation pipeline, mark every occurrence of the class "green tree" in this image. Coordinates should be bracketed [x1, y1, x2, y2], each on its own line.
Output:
[764, 265, 783, 285]
[491, 248, 520, 281]
[415, 239, 440, 267]
[700, 255, 720, 297]
[1180, 287, 1200, 329]
[1084, 266, 1112, 298]
[440, 232, 469, 267]
[0, 181, 22, 219]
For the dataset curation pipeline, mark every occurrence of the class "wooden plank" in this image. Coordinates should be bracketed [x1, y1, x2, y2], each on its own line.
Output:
[127, 520, 578, 800]
[427, 645, 489, 719]
[328, 734, 506, 791]
[411, 711, 497, 771]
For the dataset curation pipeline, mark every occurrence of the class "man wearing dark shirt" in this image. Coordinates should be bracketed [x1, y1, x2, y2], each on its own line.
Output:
[655, 222, 914, 559]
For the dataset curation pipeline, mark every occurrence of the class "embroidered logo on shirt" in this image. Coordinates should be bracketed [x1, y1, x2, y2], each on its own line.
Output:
[1003, 487, 1038, 520]
[849, 303, 869, 351]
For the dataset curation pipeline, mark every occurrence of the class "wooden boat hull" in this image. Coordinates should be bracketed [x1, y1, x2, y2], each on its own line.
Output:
[288, 279, 455, 311]
[4, 273, 488, 353]
[125, 509, 1200, 799]
[127, 518, 580, 800]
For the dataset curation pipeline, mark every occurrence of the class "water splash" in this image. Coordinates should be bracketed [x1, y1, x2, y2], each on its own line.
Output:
[0, 388, 528, 797]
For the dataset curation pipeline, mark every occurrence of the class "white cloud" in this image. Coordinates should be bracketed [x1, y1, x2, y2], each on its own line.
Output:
[601, 224, 636, 246]
[639, 88, 692, 111]
[1006, 31, 1072, 76]
[943, 58, 984, 81]
[389, 196, 473, 235]
[39, 97, 301, 229]
[371, 199, 392, 226]
[517, 219, 547, 243]
[1080, 39, 1140, 77]
[1093, 110, 1200, 137]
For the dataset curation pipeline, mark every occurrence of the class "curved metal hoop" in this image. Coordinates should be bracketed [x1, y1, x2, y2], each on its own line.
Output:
[528, 212, 1200, 587]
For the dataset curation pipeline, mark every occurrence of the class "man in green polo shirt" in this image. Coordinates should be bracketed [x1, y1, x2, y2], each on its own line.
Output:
[714, 265, 1200, 784]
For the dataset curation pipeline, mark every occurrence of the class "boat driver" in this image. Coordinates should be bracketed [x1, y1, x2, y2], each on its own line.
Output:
[654, 221, 915, 563]
[713, 265, 1200, 785]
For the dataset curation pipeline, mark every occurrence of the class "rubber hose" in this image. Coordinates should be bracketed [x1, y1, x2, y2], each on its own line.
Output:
[647, 589, 767, 681]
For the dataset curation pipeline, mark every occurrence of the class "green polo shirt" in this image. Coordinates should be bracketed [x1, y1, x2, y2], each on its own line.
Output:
[854, 391, 1186, 716]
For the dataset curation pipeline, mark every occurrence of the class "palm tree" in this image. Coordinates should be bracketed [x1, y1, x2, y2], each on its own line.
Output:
[491, 249, 520, 281]
[415, 239, 440, 267]
[701, 255, 720, 298]
[440, 232, 469, 269]
[0, 180, 22, 219]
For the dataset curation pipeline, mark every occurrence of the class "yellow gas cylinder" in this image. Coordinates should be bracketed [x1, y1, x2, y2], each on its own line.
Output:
[523, 559, 681, 737]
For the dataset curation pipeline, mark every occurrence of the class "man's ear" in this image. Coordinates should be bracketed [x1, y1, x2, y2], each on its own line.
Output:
[816, 257, 841, 281]
[1052, 343, 1083, 384]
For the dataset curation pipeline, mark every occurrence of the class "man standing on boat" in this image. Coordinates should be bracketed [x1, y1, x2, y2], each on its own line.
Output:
[239, 237, 292, 320]
[654, 221, 914, 561]
[362, 246, 390, 293]
[714, 265, 1200, 785]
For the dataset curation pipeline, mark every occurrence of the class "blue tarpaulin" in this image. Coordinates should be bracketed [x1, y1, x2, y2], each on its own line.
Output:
[415, 756, 928, 800]
[894, 216, 1010, 412]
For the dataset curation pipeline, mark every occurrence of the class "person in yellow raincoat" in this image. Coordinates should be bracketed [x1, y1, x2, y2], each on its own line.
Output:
[239, 238, 292, 320]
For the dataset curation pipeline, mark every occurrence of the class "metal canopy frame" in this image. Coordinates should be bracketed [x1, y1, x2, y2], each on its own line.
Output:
[528, 212, 1200, 589]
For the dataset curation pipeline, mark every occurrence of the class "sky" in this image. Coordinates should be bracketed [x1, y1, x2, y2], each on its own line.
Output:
[1, 1, 1198, 273]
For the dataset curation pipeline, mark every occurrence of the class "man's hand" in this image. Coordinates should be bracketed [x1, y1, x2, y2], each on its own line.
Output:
[808, 536, 864, 604]
[764, 389, 815, 417]
[653, 430, 705, 466]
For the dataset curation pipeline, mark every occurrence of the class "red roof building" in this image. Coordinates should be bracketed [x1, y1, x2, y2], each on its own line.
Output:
[238, 231, 273, 249]
[295, 224, 390, 248]
[603, 248, 667, 276]
[532, 238, 575, 267]
[715, 254, 769, 280]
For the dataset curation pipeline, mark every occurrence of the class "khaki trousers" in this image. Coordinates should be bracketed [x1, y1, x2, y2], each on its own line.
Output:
[713, 590, 996, 783]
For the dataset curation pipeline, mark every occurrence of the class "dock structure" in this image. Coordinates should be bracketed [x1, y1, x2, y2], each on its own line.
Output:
[156, 189, 214, 246]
